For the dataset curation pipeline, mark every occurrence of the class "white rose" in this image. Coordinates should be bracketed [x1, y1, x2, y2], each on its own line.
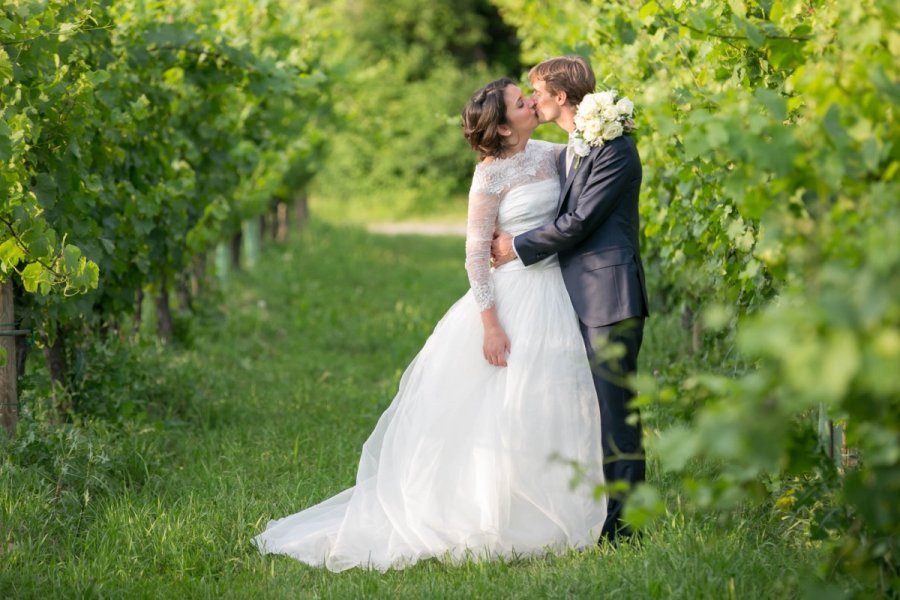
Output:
[574, 113, 588, 130]
[577, 95, 599, 116]
[572, 136, 591, 156]
[602, 105, 620, 122]
[616, 97, 634, 117]
[576, 116, 597, 142]
[595, 90, 616, 107]
[601, 120, 624, 140]
[580, 113, 597, 127]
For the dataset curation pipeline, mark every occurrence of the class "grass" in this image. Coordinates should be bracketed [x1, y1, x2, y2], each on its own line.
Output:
[0, 219, 837, 598]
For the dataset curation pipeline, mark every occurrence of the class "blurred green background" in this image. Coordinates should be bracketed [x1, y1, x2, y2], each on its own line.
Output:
[1, 1, 897, 596]
[308, 0, 525, 223]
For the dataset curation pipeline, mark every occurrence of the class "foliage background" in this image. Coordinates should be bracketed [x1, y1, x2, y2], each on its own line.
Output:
[1, 0, 897, 596]
[310, 0, 522, 218]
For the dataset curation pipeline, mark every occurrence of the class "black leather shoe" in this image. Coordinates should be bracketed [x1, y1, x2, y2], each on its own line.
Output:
[598, 526, 641, 549]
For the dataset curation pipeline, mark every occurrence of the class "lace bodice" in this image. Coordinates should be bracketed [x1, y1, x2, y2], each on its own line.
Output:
[465, 139, 564, 311]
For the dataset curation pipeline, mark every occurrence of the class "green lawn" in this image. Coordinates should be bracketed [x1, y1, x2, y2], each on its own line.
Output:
[1, 220, 834, 598]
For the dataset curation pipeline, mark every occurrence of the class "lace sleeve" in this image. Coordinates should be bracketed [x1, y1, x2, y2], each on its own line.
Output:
[465, 169, 501, 311]
[551, 141, 566, 161]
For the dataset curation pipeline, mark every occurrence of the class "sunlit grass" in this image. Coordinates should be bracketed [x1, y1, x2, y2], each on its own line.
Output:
[0, 219, 838, 598]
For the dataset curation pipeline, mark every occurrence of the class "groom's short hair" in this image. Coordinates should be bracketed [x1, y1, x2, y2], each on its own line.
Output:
[529, 56, 596, 107]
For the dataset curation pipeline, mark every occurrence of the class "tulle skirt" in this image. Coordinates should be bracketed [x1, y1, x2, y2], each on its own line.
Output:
[253, 257, 606, 572]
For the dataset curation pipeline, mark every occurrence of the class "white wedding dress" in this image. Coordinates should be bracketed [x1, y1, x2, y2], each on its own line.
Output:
[253, 139, 606, 571]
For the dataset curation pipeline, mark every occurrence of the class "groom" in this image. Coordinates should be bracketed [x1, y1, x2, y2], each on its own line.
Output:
[492, 56, 649, 543]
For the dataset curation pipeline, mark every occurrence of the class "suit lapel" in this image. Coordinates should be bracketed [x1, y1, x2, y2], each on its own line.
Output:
[558, 145, 603, 215]
[555, 151, 569, 215]
[557, 151, 567, 189]
[558, 154, 579, 215]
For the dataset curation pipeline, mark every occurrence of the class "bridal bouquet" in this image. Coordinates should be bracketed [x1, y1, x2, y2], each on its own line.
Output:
[571, 90, 635, 169]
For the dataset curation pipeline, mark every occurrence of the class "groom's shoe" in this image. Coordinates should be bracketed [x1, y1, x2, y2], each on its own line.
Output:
[598, 523, 641, 549]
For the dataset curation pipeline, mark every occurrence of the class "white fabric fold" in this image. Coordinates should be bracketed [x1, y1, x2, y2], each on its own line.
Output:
[252, 139, 604, 572]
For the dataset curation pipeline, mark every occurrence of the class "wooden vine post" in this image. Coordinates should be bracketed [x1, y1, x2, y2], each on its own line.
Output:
[294, 191, 308, 227]
[275, 201, 289, 242]
[0, 280, 18, 438]
[156, 280, 174, 343]
[230, 230, 243, 270]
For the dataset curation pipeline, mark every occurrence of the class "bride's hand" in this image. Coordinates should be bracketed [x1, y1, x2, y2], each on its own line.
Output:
[483, 326, 510, 367]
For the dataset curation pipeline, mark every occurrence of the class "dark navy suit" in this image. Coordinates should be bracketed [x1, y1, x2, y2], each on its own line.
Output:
[514, 134, 649, 540]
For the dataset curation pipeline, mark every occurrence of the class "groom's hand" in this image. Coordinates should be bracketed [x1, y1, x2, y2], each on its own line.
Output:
[491, 231, 516, 267]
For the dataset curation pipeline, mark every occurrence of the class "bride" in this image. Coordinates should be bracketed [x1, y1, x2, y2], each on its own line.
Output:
[252, 78, 606, 572]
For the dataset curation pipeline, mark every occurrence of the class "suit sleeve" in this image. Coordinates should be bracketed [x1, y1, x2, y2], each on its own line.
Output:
[513, 139, 637, 266]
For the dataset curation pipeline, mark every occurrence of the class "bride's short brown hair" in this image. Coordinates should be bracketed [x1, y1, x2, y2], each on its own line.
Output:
[528, 56, 595, 107]
[462, 77, 515, 161]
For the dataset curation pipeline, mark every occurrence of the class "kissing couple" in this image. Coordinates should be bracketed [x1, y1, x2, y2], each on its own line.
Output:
[253, 55, 650, 572]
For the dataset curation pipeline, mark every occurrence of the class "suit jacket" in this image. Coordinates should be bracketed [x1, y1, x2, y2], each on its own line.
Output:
[514, 135, 649, 327]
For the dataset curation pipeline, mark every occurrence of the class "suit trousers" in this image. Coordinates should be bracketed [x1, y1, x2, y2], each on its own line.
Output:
[579, 316, 645, 540]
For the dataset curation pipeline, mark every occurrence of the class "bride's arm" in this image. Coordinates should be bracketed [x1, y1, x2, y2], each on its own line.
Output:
[465, 169, 510, 367]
